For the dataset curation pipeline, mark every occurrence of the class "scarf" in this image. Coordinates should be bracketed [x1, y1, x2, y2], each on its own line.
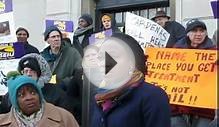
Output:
[95, 70, 144, 108]
[13, 104, 44, 127]
[74, 25, 93, 37]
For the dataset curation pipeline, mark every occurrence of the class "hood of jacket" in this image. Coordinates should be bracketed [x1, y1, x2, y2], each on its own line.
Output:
[18, 53, 52, 87]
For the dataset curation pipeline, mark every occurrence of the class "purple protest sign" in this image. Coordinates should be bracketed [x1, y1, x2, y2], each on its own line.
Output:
[0, 0, 12, 14]
[211, 0, 218, 18]
[45, 20, 74, 32]
[89, 29, 112, 45]
[0, 42, 25, 59]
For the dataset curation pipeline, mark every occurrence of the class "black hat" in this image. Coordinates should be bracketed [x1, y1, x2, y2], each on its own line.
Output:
[18, 57, 41, 77]
[151, 10, 170, 21]
[112, 33, 147, 75]
[79, 14, 93, 26]
[186, 19, 207, 33]
[44, 25, 62, 41]
[16, 27, 29, 38]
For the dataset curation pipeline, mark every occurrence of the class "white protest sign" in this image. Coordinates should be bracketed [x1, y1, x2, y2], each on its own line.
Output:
[0, 59, 20, 95]
[125, 12, 170, 49]
[0, 0, 16, 44]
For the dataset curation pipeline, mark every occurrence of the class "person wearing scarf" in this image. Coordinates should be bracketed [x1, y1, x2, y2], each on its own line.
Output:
[0, 75, 79, 127]
[73, 14, 94, 56]
[90, 33, 171, 127]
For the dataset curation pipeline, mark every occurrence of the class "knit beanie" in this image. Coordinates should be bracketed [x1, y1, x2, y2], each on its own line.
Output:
[111, 33, 147, 75]
[44, 25, 62, 41]
[18, 57, 41, 77]
[16, 27, 29, 38]
[186, 19, 207, 33]
[7, 75, 44, 110]
[79, 14, 93, 26]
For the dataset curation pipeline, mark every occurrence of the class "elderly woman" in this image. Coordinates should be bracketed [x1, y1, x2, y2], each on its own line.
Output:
[0, 75, 79, 127]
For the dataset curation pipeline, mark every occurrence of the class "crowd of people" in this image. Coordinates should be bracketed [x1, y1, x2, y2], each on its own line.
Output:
[0, 10, 218, 127]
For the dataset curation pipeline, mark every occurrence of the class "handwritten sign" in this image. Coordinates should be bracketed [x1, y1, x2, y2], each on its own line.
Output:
[125, 12, 170, 49]
[0, 0, 16, 43]
[145, 48, 217, 109]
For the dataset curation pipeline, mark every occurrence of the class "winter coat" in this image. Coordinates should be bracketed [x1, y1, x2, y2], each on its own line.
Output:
[174, 36, 216, 49]
[0, 102, 79, 127]
[15, 42, 39, 55]
[164, 21, 186, 48]
[41, 44, 82, 88]
[172, 36, 216, 119]
[90, 81, 171, 127]
[0, 53, 74, 115]
[73, 27, 93, 56]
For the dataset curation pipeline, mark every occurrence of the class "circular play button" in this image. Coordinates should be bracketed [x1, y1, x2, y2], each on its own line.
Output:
[82, 37, 136, 90]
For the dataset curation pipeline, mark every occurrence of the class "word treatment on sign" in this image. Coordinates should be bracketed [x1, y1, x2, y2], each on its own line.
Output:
[145, 47, 217, 109]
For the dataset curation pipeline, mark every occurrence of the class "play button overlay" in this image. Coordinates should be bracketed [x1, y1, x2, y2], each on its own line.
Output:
[105, 52, 117, 75]
[82, 37, 135, 90]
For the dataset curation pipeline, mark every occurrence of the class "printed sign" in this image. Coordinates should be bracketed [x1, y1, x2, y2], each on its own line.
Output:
[145, 48, 217, 109]
[0, 42, 25, 59]
[89, 29, 112, 47]
[125, 12, 170, 49]
[45, 20, 74, 32]
[0, 0, 16, 43]
[0, 58, 20, 95]
[211, 0, 219, 18]
[45, 19, 74, 43]
[0, 0, 12, 14]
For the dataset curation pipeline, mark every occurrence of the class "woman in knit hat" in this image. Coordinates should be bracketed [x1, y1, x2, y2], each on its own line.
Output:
[0, 75, 79, 127]
[100, 13, 120, 33]
[73, 14, 94, 56]
[89, 33, 170, 127]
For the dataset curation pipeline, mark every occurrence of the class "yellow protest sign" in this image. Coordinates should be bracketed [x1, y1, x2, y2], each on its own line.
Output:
[145, 47, 217, 109]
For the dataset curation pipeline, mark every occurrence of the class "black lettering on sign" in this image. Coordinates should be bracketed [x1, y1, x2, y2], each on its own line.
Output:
[198, 63, 215, 72]
[168, 93, 185, 103]
[155, 51, 186, 61]
[195, 52, 216, 61]
[176, 63, 194, 71]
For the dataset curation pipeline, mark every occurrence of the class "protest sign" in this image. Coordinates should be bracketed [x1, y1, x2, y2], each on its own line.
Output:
[0, 42, 25, 59]
[0, 0, 16, 43]
[45, 19, 74, 42]
[89, 29, 112, 47]
[211, 0, 218, 18]
[145, 47, 217, 109]
[0, 58, 20, 95]
[125, 12, 170, 49]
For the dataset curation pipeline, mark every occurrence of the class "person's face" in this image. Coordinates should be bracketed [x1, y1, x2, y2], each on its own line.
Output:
[47, 31, 62, 52]
[17, 85, 41, 116]
[98, 38, 133, 87]
[188, 27, 207, 48]
[154, 17, 169, 27]
[22, 67, 38, 81]
[78, 18, 89, 29]
[84, 48, 99, 67]
[102, 18, 112, 30]
[16, 30, 28, 42]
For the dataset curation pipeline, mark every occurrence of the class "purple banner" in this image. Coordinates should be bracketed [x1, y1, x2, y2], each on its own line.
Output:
[45, 20, 74, 32]
[211, 1, 218, 18]
[0, 42, 25, 59]
[89, 29, 112, 45]
[0, 0, 13, 14]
